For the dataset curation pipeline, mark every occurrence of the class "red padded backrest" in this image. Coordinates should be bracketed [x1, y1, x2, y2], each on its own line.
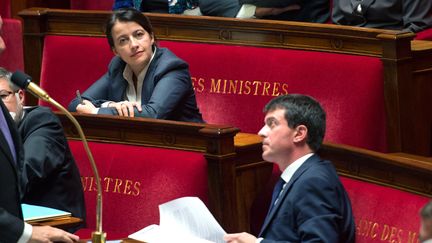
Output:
[0, 18, 24, 71]
[40, 35, 386, 151]
[70, 0, 114, 10]
[159, 40, 386, 151]
[0, 0, 11, 18]
[341, 177, 428, 243]
[68, 141, 208, 238]
[415, 28, 432, 40]
[39, 35, 113, 108]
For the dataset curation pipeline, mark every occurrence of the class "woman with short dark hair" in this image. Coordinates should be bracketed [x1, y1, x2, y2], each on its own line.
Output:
[68, 8, 204, 122]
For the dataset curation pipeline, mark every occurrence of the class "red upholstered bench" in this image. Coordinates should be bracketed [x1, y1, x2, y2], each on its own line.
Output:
[0, 0, 11, 18]
[0, 18, 24, 72]
[341, 177, 429, 243]
[70, 0, 113, 10]
[68, 140, 208, 238]
[40, 36, 113, 102]
[415, 28, 432, 41]
[160, 40, 386, 151]
[39, 35, 386, 152]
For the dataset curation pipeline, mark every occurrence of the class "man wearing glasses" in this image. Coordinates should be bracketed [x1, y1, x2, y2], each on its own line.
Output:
[0, 15, 79, 242]
[0, 67, 85, 232]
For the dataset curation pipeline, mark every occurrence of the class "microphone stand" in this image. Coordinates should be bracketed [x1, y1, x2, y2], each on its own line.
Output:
[30, 86, 106, 243]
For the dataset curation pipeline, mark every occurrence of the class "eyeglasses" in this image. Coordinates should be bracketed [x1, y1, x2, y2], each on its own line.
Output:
[0, 90, 16, 101]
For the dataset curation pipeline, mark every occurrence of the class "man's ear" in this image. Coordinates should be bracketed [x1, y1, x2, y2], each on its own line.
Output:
[112, 47, 118, 56]
[17, 89, 25, 105]
[293, 125, 308, 143]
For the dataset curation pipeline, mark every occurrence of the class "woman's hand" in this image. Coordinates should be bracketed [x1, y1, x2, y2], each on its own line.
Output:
[76, 100, 97, 114]
[108, 101, 142, 117]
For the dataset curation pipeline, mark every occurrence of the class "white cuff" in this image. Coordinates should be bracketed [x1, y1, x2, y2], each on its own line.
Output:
[256, 237, 264, 243]
[236, 4, 257, 18]
[17, 222, 32, 243]
[97, 101, 115, 114]
[183, 7, 203, 16]
[101, 101, 113, 108]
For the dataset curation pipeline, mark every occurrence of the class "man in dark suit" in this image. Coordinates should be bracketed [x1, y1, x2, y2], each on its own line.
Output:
[0, 15, 79, 242]
[200, 0, 329, 22]
[0, 67, 85, 229]
[113, 0, 327, 22]
[224, 94, 355, 243]
[332, 0, 432, 33]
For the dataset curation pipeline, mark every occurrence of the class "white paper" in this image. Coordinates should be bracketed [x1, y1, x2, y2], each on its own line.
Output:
[128, 197, 226, 243]
[22, 203, 71, 222]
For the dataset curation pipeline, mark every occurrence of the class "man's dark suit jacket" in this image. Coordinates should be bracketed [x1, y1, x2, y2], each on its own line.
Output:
[0, 100, 24, 242]
[68, 47, 204, 123]
[199, 0, 242, 17]
[19, 106, 85, 228]
[332, 0, 432, 33]
[259, 154, 355, 242]
[200, 0, 329, 23]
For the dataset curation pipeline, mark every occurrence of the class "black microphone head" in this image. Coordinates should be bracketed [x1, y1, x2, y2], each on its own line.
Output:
[11, 70, 32, 89]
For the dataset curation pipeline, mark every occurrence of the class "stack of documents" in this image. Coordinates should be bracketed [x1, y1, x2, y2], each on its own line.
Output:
[129, 197, 226, 243]
[22, 203, 71, 223]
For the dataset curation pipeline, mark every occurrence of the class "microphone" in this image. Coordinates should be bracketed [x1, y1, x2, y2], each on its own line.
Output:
[10, 71, 50, 102]
[11, 70, 106, 243]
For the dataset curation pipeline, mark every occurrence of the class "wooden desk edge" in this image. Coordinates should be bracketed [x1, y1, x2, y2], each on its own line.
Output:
[29, 216, 82, 229]
[79, 239, 142, 243]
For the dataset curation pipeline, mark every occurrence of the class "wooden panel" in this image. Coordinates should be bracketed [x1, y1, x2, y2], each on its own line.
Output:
[18, 8, 414, 56]
[11, 0, 70, 19]
[320, 143, 432, 197]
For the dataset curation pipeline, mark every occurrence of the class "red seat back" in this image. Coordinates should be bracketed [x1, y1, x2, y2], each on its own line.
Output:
[68, 141, 208, 237]
[341, 177, 428, 242]
[0, 0, 11, 18]
[40, 35, 387, 151]
[415, 28, 432, 40]
[0, 18, 24, 71]
[39, 35, 113, 108]
[160, 40, 386, 151]
[70, 0, 114, 10]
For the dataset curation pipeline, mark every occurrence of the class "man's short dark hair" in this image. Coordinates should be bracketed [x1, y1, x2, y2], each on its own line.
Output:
[263, 94, 326, 151]
[421, 201, 432, 220]
[0, 67, 19, 91]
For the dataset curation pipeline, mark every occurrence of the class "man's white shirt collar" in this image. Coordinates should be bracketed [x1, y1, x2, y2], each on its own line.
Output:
[280, 153, 314, 185]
